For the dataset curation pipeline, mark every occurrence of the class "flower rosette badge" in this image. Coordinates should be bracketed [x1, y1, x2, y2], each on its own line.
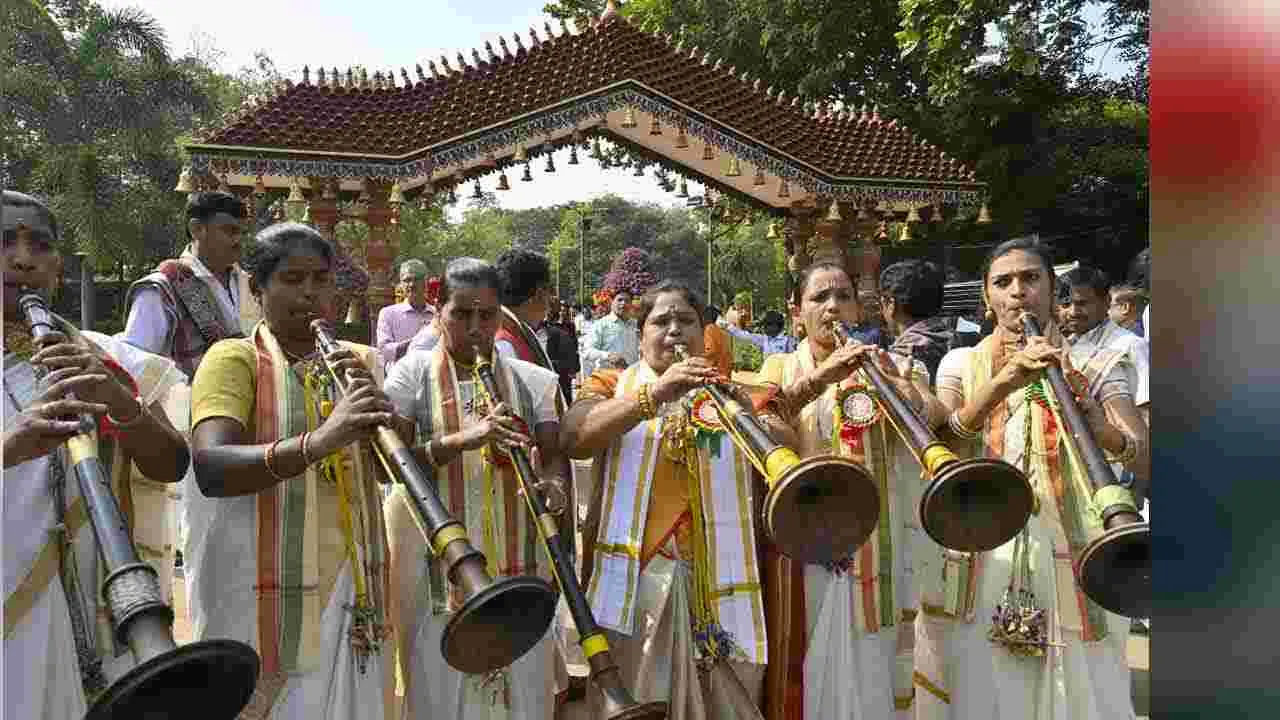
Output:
[687, 389, 726, 457]
[834, 383, 881, 453]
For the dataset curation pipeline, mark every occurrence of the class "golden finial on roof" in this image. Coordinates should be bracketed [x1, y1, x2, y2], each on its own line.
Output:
[389, 183, 404, 205]
[778, 179, 790, 198]
[649, 116, 661, 135]
[620, 106, 637, 128]
[674, 125, 689, 148]
[287, 178, 305, 203]
[899, 222, 913, 243]
[726, 156, 741, 177]
[977, 203, 992, 224]
[702, 142, 714, 161]
[514, 143, 527, 162]
[496, 172, 510, 191]
[906, 204, 922, 223]
[766, 222, 780, 240]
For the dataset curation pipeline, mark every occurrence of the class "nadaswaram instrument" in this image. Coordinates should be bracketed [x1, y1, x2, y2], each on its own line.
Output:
[1020, 314, 1149, 618]
[672, 344, 880, 566]
[472, 350, 668, 720]
[20, 291, 261, 720]
[831, 320, 1034, 552]
[311, 320, 557, 675]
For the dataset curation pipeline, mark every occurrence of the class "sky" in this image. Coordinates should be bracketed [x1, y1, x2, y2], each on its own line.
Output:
[102, 0, 1135, 218]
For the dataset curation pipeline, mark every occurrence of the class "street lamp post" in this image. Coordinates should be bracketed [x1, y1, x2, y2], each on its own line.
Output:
[565, 204, 599, 305]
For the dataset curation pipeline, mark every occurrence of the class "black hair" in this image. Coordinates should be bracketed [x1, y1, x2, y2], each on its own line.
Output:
[242, 222, 334, 289]
[439, 257, 502, 306]
[792, 262, 856, 305]
[762, 310, 785, 327]
[637, 279, 706, 327]
[704, 305, 722, 323]
[494, 248, 551, 306]
[185, 191, 247, 241]
[2, 190, 60, 244]
[878, 259, 944, 319]
[1127, 247, 1150, 294]
[1058, 266, 1111, 300]
[981, 235, 1056, 292]
[614, 288, 633, 299]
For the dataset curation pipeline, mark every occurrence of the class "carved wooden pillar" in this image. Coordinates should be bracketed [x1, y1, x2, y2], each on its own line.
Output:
[363, 180, 397, 328]
[308, 177, 339, 242]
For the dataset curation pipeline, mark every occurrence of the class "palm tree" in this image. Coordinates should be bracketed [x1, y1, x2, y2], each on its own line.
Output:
[2, 0, 214, 276]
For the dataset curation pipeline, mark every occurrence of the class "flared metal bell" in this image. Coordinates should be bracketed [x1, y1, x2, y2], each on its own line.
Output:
[1076, 522, 1150, 618]
[86, 639, 260, 720]
[919, 457, 1034, 552]
[594, 666, 668, 720]
[441, 576, 558, 675]
[763, 456, 879, 565]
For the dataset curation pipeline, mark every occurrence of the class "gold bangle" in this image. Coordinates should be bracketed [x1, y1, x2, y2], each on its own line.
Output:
[264, 439, 287, 480]
[948, 410, 981, 440]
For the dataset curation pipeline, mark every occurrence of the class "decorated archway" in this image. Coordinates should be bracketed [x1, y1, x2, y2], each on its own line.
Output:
[180, 2, 985, 324]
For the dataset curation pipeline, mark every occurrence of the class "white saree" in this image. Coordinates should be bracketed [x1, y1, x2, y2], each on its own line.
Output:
[382, 348, 560, 720]
[912, 332, 1136, 720]
[582, 362, 768, 720]
[757, 341, 926, 720]
[4, 328, 186, 720]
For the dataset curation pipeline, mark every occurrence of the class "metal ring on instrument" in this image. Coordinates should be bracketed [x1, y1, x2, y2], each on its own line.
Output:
[431, 524, 470, 557]
[581, 633, 610, 659]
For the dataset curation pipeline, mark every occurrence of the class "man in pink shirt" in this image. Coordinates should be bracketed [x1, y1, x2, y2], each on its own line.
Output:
[376, 259, 434, 370]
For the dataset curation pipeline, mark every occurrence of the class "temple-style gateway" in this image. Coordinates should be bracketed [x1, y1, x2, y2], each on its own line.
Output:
[181, 1, 986, 324]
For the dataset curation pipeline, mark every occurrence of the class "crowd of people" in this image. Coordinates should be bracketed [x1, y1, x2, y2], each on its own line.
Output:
[4, 188, 1150, 720]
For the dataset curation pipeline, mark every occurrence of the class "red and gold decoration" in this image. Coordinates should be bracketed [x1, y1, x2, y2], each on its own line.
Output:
[833, 383, 881, 453]
[687, 389, 728, 456]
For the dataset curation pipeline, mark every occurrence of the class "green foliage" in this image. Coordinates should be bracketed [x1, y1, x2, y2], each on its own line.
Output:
[732, 338, 763, 372]
[3, 0, 216, 283]
[546, 0, 1149, 274]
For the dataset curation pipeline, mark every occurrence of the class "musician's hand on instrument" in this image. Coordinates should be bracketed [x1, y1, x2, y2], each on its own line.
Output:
[652, 355, 718, 405]
[455, 402, 534, 451]
[812, 341, 874, 386]
[324, 347, 375, 385]
[2, 368, 110, 467]
[311, 381, 395, 456]
[527, 446, 569, 516]
[995, 337, 1059, 391]
[29, 335, 136, 417]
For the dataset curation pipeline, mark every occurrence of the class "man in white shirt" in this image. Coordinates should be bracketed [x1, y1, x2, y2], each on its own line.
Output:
[581, 290, 638, 374]
[122, 191, 258, 378]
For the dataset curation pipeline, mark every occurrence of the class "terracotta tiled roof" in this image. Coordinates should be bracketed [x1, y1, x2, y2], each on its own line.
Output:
[191, 15, 977, 188]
